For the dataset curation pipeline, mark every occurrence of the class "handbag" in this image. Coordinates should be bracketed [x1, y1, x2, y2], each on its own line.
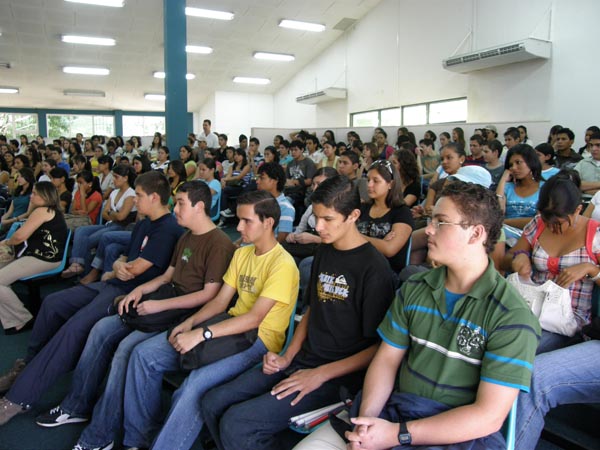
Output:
[173, 312, 258, 371]
[506, 273, 578, 337]
[119, 283, 197, 333]
[0, 241, 15, 264]
[64, 213, 91, 231]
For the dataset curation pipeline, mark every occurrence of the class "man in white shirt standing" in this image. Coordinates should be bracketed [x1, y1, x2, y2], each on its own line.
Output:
[200, 119, 219, 149]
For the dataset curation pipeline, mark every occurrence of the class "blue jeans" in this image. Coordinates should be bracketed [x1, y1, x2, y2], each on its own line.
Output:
[516, 340, 600, 449]
[7, 282, 126, 407]
[298, 256, 313, 299]
[202, 364, 342, 450]
[59, 315, 158, 448]
[71, 223, 123, 272]
[536, 329, 572, 354]
[92, 231, 132, 272]
[122, 332, 268, 450]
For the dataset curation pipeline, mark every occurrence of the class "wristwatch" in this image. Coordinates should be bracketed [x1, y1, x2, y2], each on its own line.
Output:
[202, 327, 213, 341]
[397, 422, 412, 446]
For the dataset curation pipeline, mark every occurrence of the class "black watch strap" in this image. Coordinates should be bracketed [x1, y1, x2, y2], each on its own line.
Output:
[398, 421, 412, 446]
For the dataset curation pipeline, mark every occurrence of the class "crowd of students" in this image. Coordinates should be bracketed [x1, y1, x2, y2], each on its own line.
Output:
[0, 120, 597, 450]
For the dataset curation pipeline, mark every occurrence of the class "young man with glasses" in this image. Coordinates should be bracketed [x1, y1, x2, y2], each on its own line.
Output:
[294, 181, 540, 450]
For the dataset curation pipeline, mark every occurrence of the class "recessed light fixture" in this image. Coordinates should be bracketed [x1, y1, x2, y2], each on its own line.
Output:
[185, 45, 213, 54]
[145, 93, 165, 101]
[185, 7, 234, 21]
[253, 52, 295, 62]
[63, 66, 110, 75]
[61, 35, 116, 46]
[64, 89, 106, 97]
[64, 0, 124, 7]
[279, 19, 325, 32]
[0, 87, 19, 94]
[153, 71, 196, 80]
[233, 76, 270, 85]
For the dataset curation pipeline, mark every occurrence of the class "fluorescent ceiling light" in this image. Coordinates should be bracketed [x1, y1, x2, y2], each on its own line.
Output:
[233, 76, 270, 85]
[186, 45, 213, 54]
[153, 71, 196, 80]
[185, 7, 234, 21]
[61, 35, 116, 46]
[145, 93, 165, 101]
[64, 0, 124, 7]
[279, 19, 325, 32]
[253, 51, 295, 62]
[64, 89, 105, 97]
[0, 87, 19, 94]
[63, 66, 110, 75]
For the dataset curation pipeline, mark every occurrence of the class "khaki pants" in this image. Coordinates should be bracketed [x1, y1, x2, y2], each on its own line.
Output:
[0, 256, 60, 329]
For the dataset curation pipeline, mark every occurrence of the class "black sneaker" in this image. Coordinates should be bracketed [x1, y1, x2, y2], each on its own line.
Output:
[36, 405, 88, 427]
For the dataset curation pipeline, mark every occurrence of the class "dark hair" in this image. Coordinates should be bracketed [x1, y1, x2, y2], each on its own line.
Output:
[249, 137, 260, 146]
[305, 135, 319, 146]
[233, 148, 248, 168]
[27, 146, 42, 165]
[279, 139, 290, 150]
[311, 175, 360, 219]
[421, 138, 433, 148]
[199, 157, 218, 180]
[547, 124, 563, 143]
[364, 142, 380, 159]
[238, 134, 248, 144]
[218, 133, 228, 143]
[376, 129, 388, 140]
[367, 160, 404, 208]
[73, 154, 92, 171]
[273, 134, 283, 143]
[179, 145, 196, 163]
[425, 130, 437, 143]
[263, 145, 280, 164]
[504, 144, 543, 182]
[314, 166, 338, 179]
[14, 154, 31, 168]
[590, 132, 600, 141]
[439, 181, 503, 253]
[50, 167, 74, 192]
[557, 127, 575, 141]
[537, 171, 582, 233]
[487, 139, 503, 157]
[394, 149, 420, 187]
[203, 119, 212, 126]
[350, 140, 363, 154]
[42, 157, 57, 169]
[290, 139, 305, 151]
[135, 171, 171, 205]
[16, 167, 35, 196]
[177, 180, 212, 215]
[98, 155, 114, 170]
[323, 129, 336, 143]
[133, 155, 152, 174]
[237, 190, 280, 230]
[258, 162, 286, 193]
[535, 143, 556, 167]
[441, 142, 467, 159]
[504, 127, 520, 140]
[340, 150, 359, 166]
[76, 170, 102, 197]
[470, 134, 485, 146]
[34, 181, 62, 212]
[452, 127, 466, 147]
[440, 131, 451, 141]
[168, 160, 188, 185]
[158, 145, 170, 158]
[518, 125, 529, 140]
[113, 164, 137, 187]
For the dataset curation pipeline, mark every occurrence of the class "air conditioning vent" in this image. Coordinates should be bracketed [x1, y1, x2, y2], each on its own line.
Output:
[296, 87, 347, 104]
[0, 62, 12, 69]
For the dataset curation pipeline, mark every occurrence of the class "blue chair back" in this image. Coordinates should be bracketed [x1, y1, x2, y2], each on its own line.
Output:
[6, 221, 24, 239]
[210, 194, 221, 222]
[20, 229, 72, 281]
[404, 235, 412, 268]
[501, 398, 518, 450]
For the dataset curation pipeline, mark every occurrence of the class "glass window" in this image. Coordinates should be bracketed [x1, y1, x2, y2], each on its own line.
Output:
[402, 104, 427, 126]
[122, 115, 165, 137]
[351, 111, 379, 127]
[429, 98, 467, 124]
[380, 108, 401, 126]
[47, 114, 114, 138]
[0, 113, 38, 139]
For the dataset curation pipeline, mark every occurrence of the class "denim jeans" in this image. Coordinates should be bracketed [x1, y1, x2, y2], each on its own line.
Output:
[122, 332, 268, 450]
[536, 329, 572, 354]
[59, 315, 159, 448]
[71, 223, 123, 272]
[298, 256, 313, 301]
[92, 230, 132, 272]
[516, 340, 600, 449]
[202, 364, 343, 450]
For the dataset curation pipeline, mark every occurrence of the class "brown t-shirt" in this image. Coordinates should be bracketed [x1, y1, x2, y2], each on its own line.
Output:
[170, 228, 236, 294]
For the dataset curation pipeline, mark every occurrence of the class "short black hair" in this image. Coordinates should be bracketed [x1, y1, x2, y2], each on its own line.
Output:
[470, 134, 485, 146]
[135, 171, 171, 205]
[290, 140, 305, 150]
[487, 139, 503, 157]
[311, 175, 360, 219]
[203, 119, 212, 126]
[239, 134, 247, 143]
[258, 162, 286, 192]
[557, 127, 575, 141]
[537, 170, 582, 233]
[305, 135, 319, 145]
[504, 127, 520, 140]
[250, 137, 260, 146]
[339, 150, 359, 166]
[178, 180, 212, 215]
[504, 144, 543, 182]
[237, 190, 280, 230]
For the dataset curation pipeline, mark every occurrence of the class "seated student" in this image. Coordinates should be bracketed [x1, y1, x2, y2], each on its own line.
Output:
[357, 159, 414, 276]
[0, 181, 68, 334]
[483, 139, 505, 190]
[294, 181, 540, 450]
[96, 155, 115, 201]
[35, 181, 236, 450]
[578, 125, 600, 157]
[535, 142, 561, 182]
[202, 176, 395, 450]
[115, 190, 298, 450]
[317, 140, 339, 170]
[220, 148, 252, 219]
[416, 138, 439, 183]
[49, 147, 70, 175]
[390, 149, 421, 207]
[0, 168, 34, 234]
[0, 172, 183, 426]
[284, 140, 317, 210]
[574, 131, 600, 193]
[256, 162, 295, 243]
[151, 145, 170, 173]
[555, 127, 583, 169]
[515, 340, 600, 449]
[196, 157, 221, 213]
[62, 164, 137, 278]
[465, 134, 486, 166]
[38, 157, 56, 183]
[504, 126, 522, 150]
[50, 167, 73, 212]
[69, 170, 103, 225]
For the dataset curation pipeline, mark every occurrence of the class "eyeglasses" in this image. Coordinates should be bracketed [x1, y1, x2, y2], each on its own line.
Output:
[427, 217, 471, 230]
[369, 159, 393, 175]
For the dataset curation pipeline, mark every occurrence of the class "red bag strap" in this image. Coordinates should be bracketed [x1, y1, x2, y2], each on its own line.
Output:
[530, 216, 545, 248]
[586, 219, 599, 265]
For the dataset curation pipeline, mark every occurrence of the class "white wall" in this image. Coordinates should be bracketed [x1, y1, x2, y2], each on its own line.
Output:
[214, 91, 273, 144]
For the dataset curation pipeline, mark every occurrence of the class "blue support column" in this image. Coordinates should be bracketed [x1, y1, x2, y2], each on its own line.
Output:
[163, 0, 188, 154]
[114, 110, 123, 137]
[37, 111, 47, 137]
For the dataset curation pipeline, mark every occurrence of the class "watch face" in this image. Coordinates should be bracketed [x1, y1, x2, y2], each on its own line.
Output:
[203, 329, 212, 340]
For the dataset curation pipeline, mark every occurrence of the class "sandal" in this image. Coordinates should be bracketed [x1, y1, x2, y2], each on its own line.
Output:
[61, 263, 84, 279]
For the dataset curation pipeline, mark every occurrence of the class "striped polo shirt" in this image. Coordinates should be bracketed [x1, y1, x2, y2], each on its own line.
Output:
[378, 260, 541, 408]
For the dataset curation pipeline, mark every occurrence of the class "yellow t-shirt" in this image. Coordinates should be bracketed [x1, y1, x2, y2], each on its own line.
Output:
[223, 243, 299, 353]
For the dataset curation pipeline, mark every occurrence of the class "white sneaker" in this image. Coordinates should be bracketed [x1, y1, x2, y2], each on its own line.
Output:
[220, 208, 235, 218]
